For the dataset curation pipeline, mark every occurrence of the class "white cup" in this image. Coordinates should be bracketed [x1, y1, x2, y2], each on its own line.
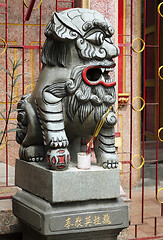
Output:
[77, 152, 91, 169]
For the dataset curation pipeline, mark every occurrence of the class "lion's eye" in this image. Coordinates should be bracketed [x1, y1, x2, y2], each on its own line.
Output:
[86, 68, 102, 82]
[108, 26, 115, 36]
[86, 32, 105, 45]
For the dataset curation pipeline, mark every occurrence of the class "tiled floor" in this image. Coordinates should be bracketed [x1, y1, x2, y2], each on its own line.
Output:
[128, 185, 163, 239]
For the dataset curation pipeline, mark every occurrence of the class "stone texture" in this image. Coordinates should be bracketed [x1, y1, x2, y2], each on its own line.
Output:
[15, 159, 120, 203]
[13, 190, 128, 238]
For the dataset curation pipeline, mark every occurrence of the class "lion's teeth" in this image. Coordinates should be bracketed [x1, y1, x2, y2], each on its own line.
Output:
[106, 68, 114, 72]
[101, 75, 105, 81]
[101, 68, 105, 73]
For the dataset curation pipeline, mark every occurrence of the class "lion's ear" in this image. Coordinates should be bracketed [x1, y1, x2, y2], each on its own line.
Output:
[52, 12, 79, 40]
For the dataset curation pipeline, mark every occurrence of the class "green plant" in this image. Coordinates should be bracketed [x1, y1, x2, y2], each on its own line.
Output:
[0, 58, 24, 147]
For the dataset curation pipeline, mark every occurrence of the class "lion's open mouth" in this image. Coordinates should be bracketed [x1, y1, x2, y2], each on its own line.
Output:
[82, 63, 116, 87]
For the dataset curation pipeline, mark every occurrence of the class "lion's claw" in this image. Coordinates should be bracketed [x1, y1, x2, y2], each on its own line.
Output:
[49, 133, 69, 148]
[103, 159, 119, 169]
[96, 151, 118, 169]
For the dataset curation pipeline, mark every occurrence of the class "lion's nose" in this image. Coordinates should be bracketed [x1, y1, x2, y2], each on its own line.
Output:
[103, 42, 120, 59]
[114, 45, 120, 57]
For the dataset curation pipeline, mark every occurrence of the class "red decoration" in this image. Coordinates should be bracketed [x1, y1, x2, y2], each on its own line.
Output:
[58, 155, 65, 164]
[82, 64, 116, 87]
[52, 157, 56, 164]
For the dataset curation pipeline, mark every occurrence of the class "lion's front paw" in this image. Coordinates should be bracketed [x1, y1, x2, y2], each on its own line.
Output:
[102, 153, 118, 169]
[46, 148, 70, 171]
[96, 149, 118, 169]
[47, 131, 69, 148]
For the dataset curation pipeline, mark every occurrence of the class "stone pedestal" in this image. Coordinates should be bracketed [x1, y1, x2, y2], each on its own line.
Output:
[15, 159, 120, 203]
[13, 160, 128, 240]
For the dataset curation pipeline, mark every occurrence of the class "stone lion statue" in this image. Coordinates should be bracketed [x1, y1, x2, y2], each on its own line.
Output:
[16, 8, 119, 171]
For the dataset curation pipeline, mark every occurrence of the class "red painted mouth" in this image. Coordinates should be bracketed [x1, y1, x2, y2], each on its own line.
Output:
[82, 64, 116, 87]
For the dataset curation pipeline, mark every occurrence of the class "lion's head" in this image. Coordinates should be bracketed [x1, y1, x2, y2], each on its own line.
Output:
[41, 8, 119, 124]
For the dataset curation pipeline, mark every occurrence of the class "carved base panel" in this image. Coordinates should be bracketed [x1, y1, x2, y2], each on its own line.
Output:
[13, 191, 128, 240]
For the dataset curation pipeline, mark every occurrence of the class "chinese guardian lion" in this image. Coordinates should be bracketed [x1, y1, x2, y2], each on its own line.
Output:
[16, 8, 120, 171]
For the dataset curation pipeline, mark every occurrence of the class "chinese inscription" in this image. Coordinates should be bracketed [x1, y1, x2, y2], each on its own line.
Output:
[64, 214, 111, 230]
[64, 217, 74, 229]
[75, 217, 83, 228]
[102, 214, 111, 225]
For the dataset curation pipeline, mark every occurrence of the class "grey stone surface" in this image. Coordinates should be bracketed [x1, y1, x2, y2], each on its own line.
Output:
[13, 190, 128, 238]
[15, 159, 120, 203]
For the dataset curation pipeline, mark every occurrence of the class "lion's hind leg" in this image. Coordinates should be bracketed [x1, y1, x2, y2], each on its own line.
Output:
[16, 95, 45, 162]
[19, 145, 44, 162]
